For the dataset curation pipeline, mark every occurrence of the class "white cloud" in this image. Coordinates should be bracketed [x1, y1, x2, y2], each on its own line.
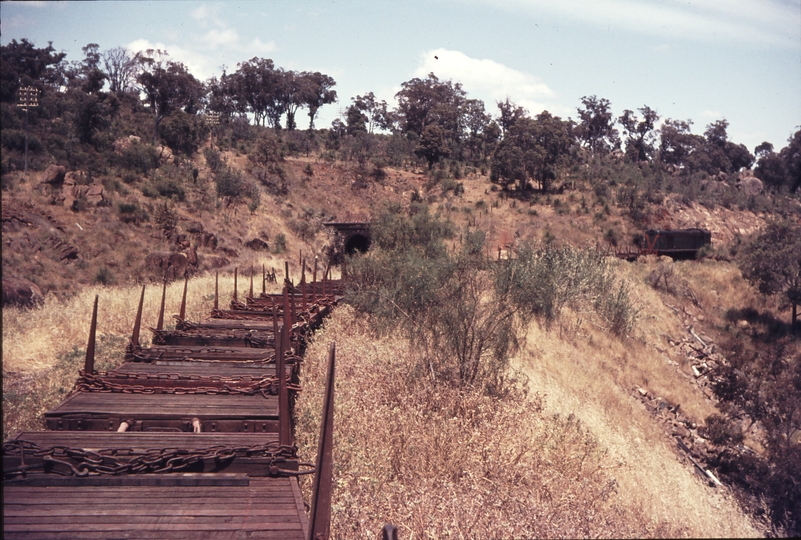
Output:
[127, 4, 278, 80]
[467, 0, 799, 47]
[414, 48, 558, 115]
[700, 109, 723, 119]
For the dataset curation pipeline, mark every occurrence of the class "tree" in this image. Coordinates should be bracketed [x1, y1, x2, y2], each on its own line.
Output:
[699, 119, 754, 174]
[491, 111, 574, 192]
[576, 95, 618, 156]
[414, 123, 451, 168]
[496, 97, 527, 136]
[462, 98, 494, 162]
[74, 43, 106, 94]
[351, 92, 391, 134]
[345, 105, 368, 135]
[102, 47, 141, 95]
[299, 71, 337, 130]
[739, 220, 801, 328]
[619, 106, 659, 162]
[659, 118, 703, 170]
[281, 70, 303, 130]
[0, 38, 66, 102]
[137, 49, 205, 144]
[395, 73, 467, 138]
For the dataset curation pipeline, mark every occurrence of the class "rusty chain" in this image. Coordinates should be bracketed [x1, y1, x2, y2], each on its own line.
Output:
[68, 370, 301, 397]
[3, 439, 314, 479]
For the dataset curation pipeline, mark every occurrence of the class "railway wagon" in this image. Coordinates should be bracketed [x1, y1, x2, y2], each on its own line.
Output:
[4, 269, 341, 539]
[643, 228, 711, 257]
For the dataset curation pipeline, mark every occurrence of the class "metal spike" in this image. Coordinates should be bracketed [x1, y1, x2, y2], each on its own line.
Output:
[307, 342, 336, 540]
[156, 280, 167, 331]
[249, 266, 254, 299]
[179, 274, 188, 321]
[214, 272, 219, 310]
[233, 267, 238, 303]
[130, 285, 146, 350]
[262, 264, 266, 294]
[84, 295, 99, 374]
[312, 258, 318, 303]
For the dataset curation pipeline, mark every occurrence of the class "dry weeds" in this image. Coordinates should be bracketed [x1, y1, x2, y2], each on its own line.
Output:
[296, 305, 760, 538]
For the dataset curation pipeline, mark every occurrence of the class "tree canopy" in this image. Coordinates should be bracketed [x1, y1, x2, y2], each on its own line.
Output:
[739, 220, 801, 327]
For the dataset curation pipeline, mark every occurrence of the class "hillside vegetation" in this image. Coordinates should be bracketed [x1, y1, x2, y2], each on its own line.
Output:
[3, 38, 801, 537]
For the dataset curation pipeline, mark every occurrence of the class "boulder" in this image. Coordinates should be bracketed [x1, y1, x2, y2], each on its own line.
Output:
[85, 182, 105, 205]
[157, 145, 174, 163]
[112, 135, 141, 154]
[42, 165, 67, 185]
[144, 251, 194, 280]
[193, 231, 217, 249]
[245, 238, 269, 251]
[736, 172, 763, 196]
[186, 221, 205, 234]
[2, 277, 44, 308]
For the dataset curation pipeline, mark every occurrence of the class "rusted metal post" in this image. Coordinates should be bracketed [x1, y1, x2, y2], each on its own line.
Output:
[214, 272, 219, 310]
[233, 267, 238, 303]
[301, 258, 307, 312]
[84, 295, 99, 374]
[291, 289, 297, 327]
[285, 261, 291, 288]
[382, 525, 399, 540]
[307, 342, 336, 540]
[130, 285, 145, 350]
[156, 280, 167, 331]
[283, 285, 292, 349]
[272, 297, 279, 351]
[312, 258, 318, 303]
[179, 274, 188, 321]
[249, 266, 254, 299]
[277, 323, 291, 447]
[262, 264, 266, 294]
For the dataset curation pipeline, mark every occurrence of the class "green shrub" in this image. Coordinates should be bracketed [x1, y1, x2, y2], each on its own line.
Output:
[159, 110, 207, 155]
[203, 147, 223, 173]
[119, 142, 160, 174]
[214, 165, 244, 198]
[273, 233, 287, 253]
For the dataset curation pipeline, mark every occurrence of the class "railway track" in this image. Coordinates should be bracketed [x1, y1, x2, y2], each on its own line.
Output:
[3, 267, 344, 540]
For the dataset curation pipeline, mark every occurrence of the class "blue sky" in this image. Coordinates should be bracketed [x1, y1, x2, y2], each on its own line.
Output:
[2, 0, 799, 153]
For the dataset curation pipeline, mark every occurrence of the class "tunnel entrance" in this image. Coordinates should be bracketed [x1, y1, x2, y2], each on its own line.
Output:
[344, 233, 371, 255]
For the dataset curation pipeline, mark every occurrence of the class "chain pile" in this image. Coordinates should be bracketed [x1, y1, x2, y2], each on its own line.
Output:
[3, 439, 313, 479]
[69, 370, 301, 397]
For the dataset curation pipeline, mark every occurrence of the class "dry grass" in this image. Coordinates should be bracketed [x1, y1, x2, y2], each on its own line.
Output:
[296, 305, 761, 538]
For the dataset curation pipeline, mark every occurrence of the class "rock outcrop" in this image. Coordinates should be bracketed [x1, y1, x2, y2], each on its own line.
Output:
[2, 277, 44, 308]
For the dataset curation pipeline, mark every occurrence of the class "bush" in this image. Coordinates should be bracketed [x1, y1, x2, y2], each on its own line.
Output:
[346, 204, 522, 394]
[159, 110, 207, 155]
[119, 142, 160, 174]
[203, 147, 223, 172]
[214, 165, 244, 198]
[273, 233, 287, 253]
[506, 243, 637, 335]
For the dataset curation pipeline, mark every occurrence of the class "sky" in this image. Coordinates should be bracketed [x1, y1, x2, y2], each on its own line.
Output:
[1, 0, 799, 153]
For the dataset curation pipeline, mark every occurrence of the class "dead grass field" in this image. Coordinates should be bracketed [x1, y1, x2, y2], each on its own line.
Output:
[297, 302, 761, 538]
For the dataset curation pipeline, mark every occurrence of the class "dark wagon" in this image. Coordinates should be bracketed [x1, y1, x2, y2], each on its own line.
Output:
[643, 228, 712, 258]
